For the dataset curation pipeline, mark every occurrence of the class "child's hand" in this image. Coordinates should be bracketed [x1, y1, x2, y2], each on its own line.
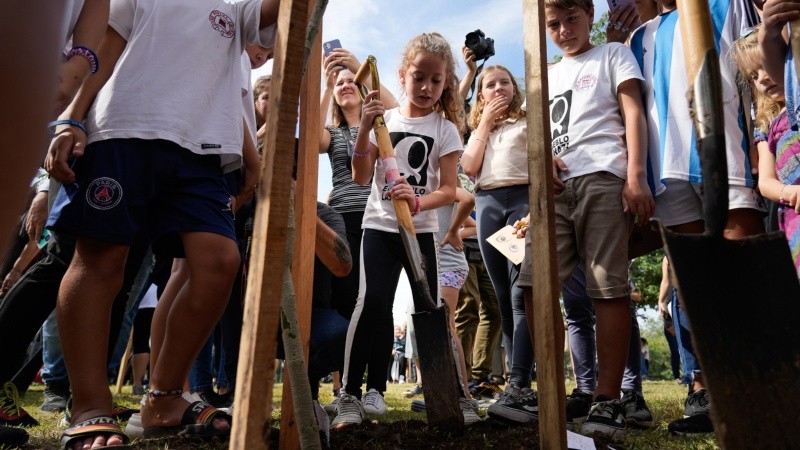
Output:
[462, 46, 478, 73]
[552, 157, 568, 194]
[480, 96, 510, 126]
[607, 4, 640, 43]
[440, 230, 464, 252]
[44, 124, 86, 184]
[513, 213, 531, 238]
[622, 178, 655, 226]
[360, 90, 385, 129]
[761, 0, 800, 36]
[389, 177, 417, 212]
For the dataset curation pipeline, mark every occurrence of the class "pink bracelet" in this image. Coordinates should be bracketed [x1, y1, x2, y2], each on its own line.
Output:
[410, 196, 421, 216]
[352, 146, 375, 158]
[66, 46, 99, 75]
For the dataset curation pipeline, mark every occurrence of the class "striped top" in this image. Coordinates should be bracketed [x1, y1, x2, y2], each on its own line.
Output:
[629, 0, 759, 195]
[325, 125, 371, 214]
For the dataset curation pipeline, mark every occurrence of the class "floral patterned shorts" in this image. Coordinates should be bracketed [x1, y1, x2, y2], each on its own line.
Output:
[438, 269, 468, 289]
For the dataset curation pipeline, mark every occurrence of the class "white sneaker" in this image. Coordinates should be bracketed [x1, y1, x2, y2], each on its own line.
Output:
[331, 393, 364, 429]
[362, 389, 387, 415]
[460, 398, 482, 426]
[124, 413, 143, 438]
[324, 395, 340, 414]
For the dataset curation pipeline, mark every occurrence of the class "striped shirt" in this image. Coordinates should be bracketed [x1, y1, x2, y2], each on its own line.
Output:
[629, 0, 759, 195]
[325, 126, 371, 214]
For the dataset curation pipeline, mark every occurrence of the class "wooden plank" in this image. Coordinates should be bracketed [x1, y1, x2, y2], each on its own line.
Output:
[230, 0, 311, 448]
[522, 1, 567, 449]
[280, 10, 322, 450]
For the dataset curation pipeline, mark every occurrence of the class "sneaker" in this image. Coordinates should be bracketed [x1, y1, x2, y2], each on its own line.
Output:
[0, 424, 29, 448]
[620, 389, 654, 428]
[565, 388, 593, 426]
[40, 380, 70, 413]
[683, 389, 710, 418]
[199, 389, 234, 409]
[331, 393, 364, 429]
[402, 384, 423, 398]
[125, 412, 143, 438]
[313, 400, 330, 448]
[469, 378, 503, 399]
[581, 397, 626, 440]
[487, 384, 538, 424]
[324, 394, 340, 414]
[460, 398, 482, 426]
[410, 399, 426, 412]
[668, 413, 714, 435]
[362, 389, 387, 415]
[132, 385, 147, 396]
[0, 382, 39, 427]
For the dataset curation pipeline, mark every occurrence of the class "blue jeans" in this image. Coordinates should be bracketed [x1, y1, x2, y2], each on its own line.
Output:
[664, 323, 681, 380]
[41, 311, 67, 384]
[562, 264, 642, 393]
[671, 288, 699, 384]
[190, 328, 227, 392]
[476, 185, 533, 387]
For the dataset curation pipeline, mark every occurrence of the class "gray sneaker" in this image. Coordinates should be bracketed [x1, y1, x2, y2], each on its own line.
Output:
[487, 384, 538, 424]
[620, 389, 654, 428]
[331, 393, 364, 429]
[460, 398, 482, 426]
[683, 389, 710, 418]
[582, 397, 626, 440]
[40, 381, 70, 413]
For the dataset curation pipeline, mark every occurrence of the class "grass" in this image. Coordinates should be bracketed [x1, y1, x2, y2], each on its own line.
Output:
[12, 380, 721, 449]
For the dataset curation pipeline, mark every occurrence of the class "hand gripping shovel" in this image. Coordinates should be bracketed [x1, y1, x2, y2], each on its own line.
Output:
[353, 56, 464, 429]
[659, 2, 800, 447]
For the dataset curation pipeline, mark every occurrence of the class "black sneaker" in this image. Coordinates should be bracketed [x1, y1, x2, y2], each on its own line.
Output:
[620, 389, 654, 428]
[582, 397, 626, 440]
[0, 425, 29, 448]
[487, 385, 538, 424]
[566, 388, 593, 427]
[199, 389, 234, 409]
[683, 389, 710, 417]
[40, 380, 70, 413]
[668, 413, 714, 435]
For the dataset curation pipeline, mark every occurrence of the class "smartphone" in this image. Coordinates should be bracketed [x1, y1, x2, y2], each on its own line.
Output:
[323, 39, 342, 57]
[607, 0, 635, 11]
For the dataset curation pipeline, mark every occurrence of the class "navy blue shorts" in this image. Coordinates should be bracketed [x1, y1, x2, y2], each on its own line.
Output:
[47, 139, 236, 256]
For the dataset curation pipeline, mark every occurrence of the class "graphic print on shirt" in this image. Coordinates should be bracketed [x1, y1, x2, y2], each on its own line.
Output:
[385, 131, 433, 200]
[550, 90, 572, 156]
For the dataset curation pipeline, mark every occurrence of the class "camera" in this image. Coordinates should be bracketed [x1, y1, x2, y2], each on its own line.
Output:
[465, 29, 495, 61]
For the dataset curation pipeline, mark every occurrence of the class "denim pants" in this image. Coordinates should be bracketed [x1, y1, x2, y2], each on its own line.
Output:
[41, 311, 67, 384]
[671, 288, 700, 384]
[562, 264, 642, 393]
[190, 328, 227, 392]
[475, 185, 533, 387]
[664, 324, 681, 380]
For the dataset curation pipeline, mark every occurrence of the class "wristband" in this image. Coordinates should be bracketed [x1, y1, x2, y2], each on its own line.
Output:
[780, 184, 789, 205]
[411, 196, 421, 216]
[352, 146, 375, 158]
[66, 46, 99, 75]
[48, 119, 86, 137]
[473, 136, 487, 144]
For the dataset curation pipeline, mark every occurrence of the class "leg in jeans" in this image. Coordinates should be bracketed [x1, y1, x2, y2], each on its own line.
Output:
[671, 289, 700, 385]
[41, 312, 68, 385]
[665, 324, 681, 380]
[190, 335, 215, 393]
[622, 302, 643, 392]
[562, 265, 596, 394]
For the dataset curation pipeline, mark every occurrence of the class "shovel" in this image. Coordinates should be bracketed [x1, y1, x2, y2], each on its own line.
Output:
[353, 56, 464, 429]
[659, 2, 800, 448]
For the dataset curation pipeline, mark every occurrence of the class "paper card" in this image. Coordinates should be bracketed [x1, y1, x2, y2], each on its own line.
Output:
[485, 225, 525, 265]
[567, 430, 597, 450]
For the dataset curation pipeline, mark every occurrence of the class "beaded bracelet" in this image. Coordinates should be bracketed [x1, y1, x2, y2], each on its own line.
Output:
[352, 146, 375, 158]
[48, 119, 86, 137]
[410, 196, 421, 216]
[148, 388, 183, 398]
[66, 46, 99, 75]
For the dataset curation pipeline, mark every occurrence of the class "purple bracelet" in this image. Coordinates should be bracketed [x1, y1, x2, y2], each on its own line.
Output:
[66, 46, 99, 75]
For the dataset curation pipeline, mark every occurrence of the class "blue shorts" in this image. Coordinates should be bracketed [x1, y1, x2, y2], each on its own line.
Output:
[47, 139, 236, 256]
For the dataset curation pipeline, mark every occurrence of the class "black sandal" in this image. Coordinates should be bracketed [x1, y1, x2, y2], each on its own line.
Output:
[142, 398, 232, 439]
[60, 415, 131, 450]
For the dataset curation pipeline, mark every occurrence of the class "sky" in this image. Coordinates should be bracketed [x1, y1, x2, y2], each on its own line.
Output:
[251, 0, 611, 323]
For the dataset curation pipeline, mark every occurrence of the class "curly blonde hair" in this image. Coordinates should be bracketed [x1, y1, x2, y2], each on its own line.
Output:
[468, 66, 526, 130]
[732, 25, 783, 131]
[399, 32, 465, 133]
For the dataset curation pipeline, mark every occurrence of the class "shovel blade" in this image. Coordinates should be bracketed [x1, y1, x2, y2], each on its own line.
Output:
[660, 227, 800, 448]
[411, 306, 464, 430]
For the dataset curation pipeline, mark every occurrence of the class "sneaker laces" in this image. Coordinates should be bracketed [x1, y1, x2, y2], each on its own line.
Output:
[338, 394, 363, 417]
[1, 382, 24, 417]
[363, 391, 383, 410]
[687, 390, 709, 409]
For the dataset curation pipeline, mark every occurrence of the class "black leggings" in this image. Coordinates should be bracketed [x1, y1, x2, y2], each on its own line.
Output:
[343, 229, 437, 398]
[132, 307, 155, 355]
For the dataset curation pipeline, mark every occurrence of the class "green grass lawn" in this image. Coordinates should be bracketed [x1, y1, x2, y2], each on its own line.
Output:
[13, 380, 720, 449]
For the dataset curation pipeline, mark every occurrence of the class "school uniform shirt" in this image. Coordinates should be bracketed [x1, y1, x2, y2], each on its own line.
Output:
[467, 118, 528, 191]
[365, 108, 462, 233]
[547, 43, 643, 181]
[629, 0, 760, 194]
[86, 0, 276, 172]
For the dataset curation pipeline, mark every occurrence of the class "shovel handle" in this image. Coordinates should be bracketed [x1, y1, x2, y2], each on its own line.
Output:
[791, 20, 800, 82]
[677, 1, 714, 84]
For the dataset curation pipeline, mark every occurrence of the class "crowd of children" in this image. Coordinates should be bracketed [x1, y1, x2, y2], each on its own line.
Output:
[1, 0, 799, 448]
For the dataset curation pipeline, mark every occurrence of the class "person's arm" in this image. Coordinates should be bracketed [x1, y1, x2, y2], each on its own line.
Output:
[657, 255, 671, 319]
[618, 78, 655, 226]
[458, 46, 478, 101]
[439, 187, 476, 252]
[459, 215, 477, 240]
[45, 26, 127, 183]
[55, 0, 110, 114]
[235, 119, 261, 211]
[391, 152, 459, 214]
[351, 91, 382, 185]
[1, 241, 43, 295]
[460, 96, 508, 176]
[758, 0, 800, 86]
[315, 215, 352, 277]
[319, 58, 334, 153]
[25, 191, 49, 242]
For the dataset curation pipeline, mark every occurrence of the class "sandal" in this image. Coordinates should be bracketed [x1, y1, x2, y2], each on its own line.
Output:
[142, 400, 232, 439]
[60, 416, 131, 450]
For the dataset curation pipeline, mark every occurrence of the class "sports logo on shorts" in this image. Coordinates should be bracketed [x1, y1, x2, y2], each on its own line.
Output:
[209, 10, 235, 38]
[86, 177, 123, 210]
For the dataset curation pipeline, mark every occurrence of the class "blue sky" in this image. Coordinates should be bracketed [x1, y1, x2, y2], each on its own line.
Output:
[251, 0, 611, 322]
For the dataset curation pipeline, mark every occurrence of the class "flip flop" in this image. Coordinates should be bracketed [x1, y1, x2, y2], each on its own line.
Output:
[142, 400, 232, 439]
[60, 415, 131, 450]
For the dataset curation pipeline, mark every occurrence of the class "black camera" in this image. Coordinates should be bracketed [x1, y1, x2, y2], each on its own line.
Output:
[465, 29, 495, 61]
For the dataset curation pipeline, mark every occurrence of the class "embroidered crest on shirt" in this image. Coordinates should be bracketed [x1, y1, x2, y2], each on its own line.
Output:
[550, 90, 572, 155]
[573, 75, 597, 92]
[86, 177, 123, 211]
[209, 10, 235, 38]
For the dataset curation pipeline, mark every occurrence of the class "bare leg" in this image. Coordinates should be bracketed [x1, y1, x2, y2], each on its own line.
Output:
[442, 285, 471, 398]
[593, 297, 631, 400]
[58, 238, 129, 449]
[148, 259, 189, 370]
[141, 232, 239, 430]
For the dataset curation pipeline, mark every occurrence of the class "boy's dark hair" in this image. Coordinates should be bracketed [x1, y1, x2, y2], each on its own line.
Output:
[544, 0, 593, 13]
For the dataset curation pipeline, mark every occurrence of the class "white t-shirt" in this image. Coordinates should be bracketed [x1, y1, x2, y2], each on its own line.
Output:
[469, 118, 528, 191]
[87, 0, 276, 172]
[240, 53, 257, 147]
[61, 0, 86, 46]
[365, 108, 462, 233]
[547, 43, 644, 181]
[138, 283, 158, 309]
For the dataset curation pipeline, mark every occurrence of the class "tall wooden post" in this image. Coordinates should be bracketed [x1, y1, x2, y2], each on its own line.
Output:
[230, 0, 311, 448]
[280, 8, 322, 449]
[522, 1, 567, 449]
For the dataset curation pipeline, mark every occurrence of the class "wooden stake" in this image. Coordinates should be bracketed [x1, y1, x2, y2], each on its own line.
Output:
[230, 0, 311, 448]
[114, 329, 134, 394]
[522, 1, 567, 449]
